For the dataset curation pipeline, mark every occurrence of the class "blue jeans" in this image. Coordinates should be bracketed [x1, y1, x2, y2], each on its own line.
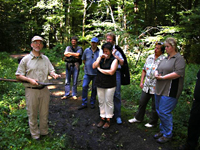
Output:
[65, 65, 79, 96]
[155, 95, 177, 138]
[114, 70, 121, 118]
[81, 74, 97, 106]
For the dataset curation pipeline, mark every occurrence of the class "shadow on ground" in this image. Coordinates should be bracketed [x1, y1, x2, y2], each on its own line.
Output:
[48, 72, 175, 150]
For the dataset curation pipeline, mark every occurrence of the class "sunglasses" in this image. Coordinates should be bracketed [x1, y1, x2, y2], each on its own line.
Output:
[156, 41, 164, 45]
[92, 53, 94, 58]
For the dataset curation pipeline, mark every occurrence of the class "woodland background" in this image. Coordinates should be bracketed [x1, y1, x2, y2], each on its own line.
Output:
[0, 0, 200, 63]
[0, 0, 200, 149]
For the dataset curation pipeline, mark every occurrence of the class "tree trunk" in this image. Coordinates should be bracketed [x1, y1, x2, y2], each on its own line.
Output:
[82, 0, 87, 38]
[107, 3, 118, 44]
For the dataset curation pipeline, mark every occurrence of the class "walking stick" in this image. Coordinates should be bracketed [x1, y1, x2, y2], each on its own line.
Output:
[0, 78, 64, 86]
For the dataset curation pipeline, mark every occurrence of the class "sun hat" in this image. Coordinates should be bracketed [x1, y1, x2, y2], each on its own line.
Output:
[31, 36, 44, 42]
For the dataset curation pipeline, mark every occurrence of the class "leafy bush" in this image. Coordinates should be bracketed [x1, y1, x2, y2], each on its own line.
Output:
[42, 44, 67, 63]
[0, 52, 19, 96]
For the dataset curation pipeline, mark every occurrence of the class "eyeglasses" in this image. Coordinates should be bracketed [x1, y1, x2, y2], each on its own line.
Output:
[33, 41, 43, 45]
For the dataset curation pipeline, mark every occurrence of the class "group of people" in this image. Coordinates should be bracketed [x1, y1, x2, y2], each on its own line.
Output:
[61, 32, 126, 128]
[15, 35, 200, 150]
[129, 38, 186, 144]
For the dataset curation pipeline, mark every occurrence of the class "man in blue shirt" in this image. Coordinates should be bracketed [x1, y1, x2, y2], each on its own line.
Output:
[78, 37, 102, 110]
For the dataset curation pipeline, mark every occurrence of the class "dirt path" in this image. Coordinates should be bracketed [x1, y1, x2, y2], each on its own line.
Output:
[48, 72, 175, 150]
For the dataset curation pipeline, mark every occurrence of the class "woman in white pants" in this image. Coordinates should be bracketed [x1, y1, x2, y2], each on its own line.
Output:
[93, 42, 118, 129]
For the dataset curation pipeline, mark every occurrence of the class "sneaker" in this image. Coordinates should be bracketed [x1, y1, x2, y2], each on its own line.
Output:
[72, 96, 77, 100]
[61, 95, 70, 100]
[128, 117, 141, 123]
[145, 123, 154, 128]
[157, 136, 171, 144]
[116, 117, 122, 124]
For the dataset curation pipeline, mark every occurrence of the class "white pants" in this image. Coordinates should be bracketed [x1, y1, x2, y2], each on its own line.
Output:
[97, 87, 116, 118]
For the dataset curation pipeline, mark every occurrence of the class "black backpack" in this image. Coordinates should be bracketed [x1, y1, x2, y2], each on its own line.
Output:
[64, 46, 82, 65]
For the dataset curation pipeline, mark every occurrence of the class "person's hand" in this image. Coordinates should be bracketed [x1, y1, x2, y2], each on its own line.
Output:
[112, 49, 117, 56]
[154, 71, 159, 77]
[52, 73, 61, 79]
[29, 78, 39, 85]
[101, 54, 108, 59]
[140, 83, 143, 89]
[155, 75, 164, 80]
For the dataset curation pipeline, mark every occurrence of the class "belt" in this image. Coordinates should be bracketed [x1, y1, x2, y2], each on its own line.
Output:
[117, 68, 121, 71]
[27, 86, 45, 90]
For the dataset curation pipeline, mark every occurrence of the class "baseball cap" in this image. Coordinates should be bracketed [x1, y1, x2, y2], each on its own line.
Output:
[31, 36, 44, 42]
[91, 37, 99, 43]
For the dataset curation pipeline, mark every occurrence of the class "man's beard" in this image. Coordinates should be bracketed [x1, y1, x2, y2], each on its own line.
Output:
[33, 48, 40, 52]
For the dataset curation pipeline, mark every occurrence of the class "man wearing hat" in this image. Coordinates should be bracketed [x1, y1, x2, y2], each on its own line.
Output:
[78, 37, 102, 110]
[15, 35, 60, 140]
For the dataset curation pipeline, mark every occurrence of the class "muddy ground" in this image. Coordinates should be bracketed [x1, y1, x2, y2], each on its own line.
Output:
[47, 72, 176, 150]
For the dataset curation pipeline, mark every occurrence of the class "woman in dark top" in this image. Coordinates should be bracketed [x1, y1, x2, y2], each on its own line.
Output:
[93, 42, 118, 129]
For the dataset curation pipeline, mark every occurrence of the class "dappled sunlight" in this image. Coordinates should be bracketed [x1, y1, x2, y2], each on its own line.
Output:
[48, 85, 57, 89]
[48, 76, 53, 80]
[51, 90, 65, 96]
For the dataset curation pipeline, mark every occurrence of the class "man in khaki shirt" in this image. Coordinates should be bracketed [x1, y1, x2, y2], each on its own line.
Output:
[15, 36, 60, 140]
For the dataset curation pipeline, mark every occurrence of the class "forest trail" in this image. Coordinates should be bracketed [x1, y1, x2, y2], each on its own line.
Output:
[47, 71, 175, 150]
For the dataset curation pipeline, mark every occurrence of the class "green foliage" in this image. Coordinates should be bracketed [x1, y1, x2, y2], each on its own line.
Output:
[42, 43, 67, 63]
[0, 52, 19, 96]
[178, 4, 200, 63]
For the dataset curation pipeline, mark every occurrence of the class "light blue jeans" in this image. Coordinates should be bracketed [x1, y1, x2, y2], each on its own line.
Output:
[155, 95, 178, 138]
[81, 74, 97, 106]
[65, 65, 79, 96]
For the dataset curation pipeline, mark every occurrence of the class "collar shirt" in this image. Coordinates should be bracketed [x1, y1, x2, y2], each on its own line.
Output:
[64, 45, 83, 68]
[82, 47, 100, 75]
[113, 45, 124, 69]
[15, 51, 55, 87]
[143, 54, 166, 94]
[155, 53, 185, 99]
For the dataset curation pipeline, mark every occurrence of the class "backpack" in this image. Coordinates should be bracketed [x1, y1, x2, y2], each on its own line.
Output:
[64, 46, 82, 65]
[115, 45, 130, 85]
